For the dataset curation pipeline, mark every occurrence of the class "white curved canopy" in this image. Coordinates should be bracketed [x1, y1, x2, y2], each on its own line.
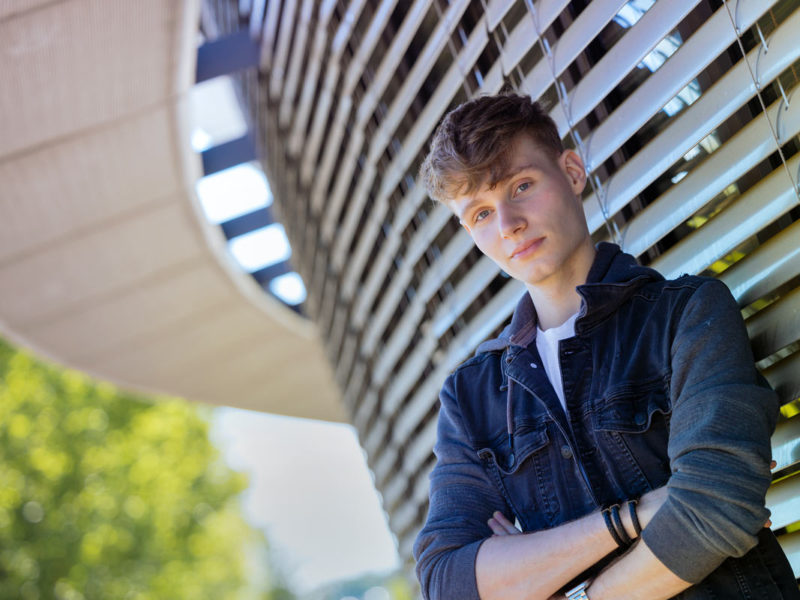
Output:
[0, 0, 345, 422]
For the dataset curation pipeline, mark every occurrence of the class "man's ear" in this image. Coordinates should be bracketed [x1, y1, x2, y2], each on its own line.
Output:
[558, 149, 587, 195]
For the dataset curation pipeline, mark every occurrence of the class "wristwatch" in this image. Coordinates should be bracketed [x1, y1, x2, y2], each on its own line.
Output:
[565, 580, 591, 600]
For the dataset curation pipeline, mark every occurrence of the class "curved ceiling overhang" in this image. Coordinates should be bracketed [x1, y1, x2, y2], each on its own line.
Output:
[0, 0, 345, 422]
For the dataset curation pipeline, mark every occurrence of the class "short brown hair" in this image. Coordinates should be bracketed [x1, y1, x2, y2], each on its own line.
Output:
[420, 92, 563, 203]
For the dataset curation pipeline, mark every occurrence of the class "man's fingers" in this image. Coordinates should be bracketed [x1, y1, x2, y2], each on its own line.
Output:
[489, 511, 521, 535]
[488, 517, 507, 536]
[771, 460, 777, 470]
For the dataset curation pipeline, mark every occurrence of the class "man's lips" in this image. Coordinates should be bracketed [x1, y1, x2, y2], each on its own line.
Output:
[510, 237, 545, 259]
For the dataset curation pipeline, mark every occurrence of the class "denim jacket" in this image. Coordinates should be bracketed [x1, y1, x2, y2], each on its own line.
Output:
[413, 243, 798, 599]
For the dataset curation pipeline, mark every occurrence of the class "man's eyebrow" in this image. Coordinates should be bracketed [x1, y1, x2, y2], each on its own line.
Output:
[494, 163, 537, 184]
[456, 196, 483, 218]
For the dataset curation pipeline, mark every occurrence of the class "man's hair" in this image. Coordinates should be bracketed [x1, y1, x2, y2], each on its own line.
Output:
[420, 92, 564, 203]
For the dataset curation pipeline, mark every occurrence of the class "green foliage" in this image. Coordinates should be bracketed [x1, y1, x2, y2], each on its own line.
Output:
[0, 338, 279, 600]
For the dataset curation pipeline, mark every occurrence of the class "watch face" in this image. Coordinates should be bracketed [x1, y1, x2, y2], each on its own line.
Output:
[565, 581, 590, 600]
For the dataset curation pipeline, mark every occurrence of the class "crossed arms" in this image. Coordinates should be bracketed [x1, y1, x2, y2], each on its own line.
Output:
[476, 486, 689, 600]
[414, 280, 778, 600]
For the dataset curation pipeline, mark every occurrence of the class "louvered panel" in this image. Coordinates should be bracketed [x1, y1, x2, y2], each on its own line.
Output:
[217, 0, 800, 585]
[306, 0, 402, 204]
[747, 287, 800, 362]
[765, 352, 800, 406]
[549, 0, 700, 136]
[371, 232, 474, 387]
[360, 206, 457, 356]
[481, 0, 569, 95]
[319, 0, 471, 249]
[267, 0, 296, 100]
[720, 218, 800, 306]
[766, 474, 800, 530]
[285, 0, 336, 156]
[307, 0, 428, 197]
[772, 416, 800, 476]
[277, 0, 313, 128]
[370, 281, 525, 485]
[650, 153, 800, 279]
[591, 3, 797, 238]
[300, 0, 368, 188]
[619, 94, 800, 259]
[520, 0, 628, 100]
[350, 185, 434, 330]
[379, 256, 499, 418]
[337, 17, 490, 300]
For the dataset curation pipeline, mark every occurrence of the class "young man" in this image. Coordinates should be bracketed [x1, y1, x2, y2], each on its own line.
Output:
[412, 93, 799, 600]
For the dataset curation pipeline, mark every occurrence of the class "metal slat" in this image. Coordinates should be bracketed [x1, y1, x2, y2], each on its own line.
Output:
[337, 16, 489, 297]
[766, 473, 800, 530]
[360, 205, 453, 355]
[485, 0, 517, 32]
[350, 184, 432, 329]
[277, 0, 315, 129]
[353, 388, 378, 435]
[268, 0, 297, 100]
[481, 0, 569, 95]
[720, 218, 800, 306]
[618, 93, 800, 258]
[286, 0, 337, 157]
[747, 287, 800, 362]
[584, 0, 788, 234]
[248, 0, 266, 39]
[371, 231, 474, 386]
[319, 0, 471, 246]
[550, 0, 701, 135]
[764, 351, 800, 406]
[300, 0, 368, 188]
[772, 416, 800, 476]
[650, 153, 800, 279]
[301, 0, 400, 186]
[520, 0, 629, 100]
[258, 0, 282, 70]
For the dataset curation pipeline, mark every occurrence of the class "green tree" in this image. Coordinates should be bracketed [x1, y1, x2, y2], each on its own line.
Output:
[0, 339, 285, 600]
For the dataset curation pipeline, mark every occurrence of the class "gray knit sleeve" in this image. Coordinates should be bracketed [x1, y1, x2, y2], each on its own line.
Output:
[642, 278, 778, 583]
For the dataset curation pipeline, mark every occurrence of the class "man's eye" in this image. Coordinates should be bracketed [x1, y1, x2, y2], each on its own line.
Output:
[515, 182, 531, 194]
[474, 209, 491, 222]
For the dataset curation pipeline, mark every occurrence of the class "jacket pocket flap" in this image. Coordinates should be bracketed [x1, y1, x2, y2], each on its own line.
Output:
[593, 378, 671, 433]
[477, 425, 550, 475]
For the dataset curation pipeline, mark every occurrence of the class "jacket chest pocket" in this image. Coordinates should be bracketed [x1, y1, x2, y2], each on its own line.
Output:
[593, 377, 671, 433]
[592, 376, 672, 491]
[476, 422, 558, 530]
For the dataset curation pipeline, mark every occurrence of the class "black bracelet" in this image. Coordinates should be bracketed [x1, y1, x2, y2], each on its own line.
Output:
[610, 503, 632, 546]
[628, 499, 642, 536]
[602, 505, 626, 548]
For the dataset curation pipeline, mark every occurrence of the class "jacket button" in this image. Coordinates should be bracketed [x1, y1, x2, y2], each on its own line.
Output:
[507, 453, 515, 467]
[634, 413, 646, 426]
[560, 445, 573, 459]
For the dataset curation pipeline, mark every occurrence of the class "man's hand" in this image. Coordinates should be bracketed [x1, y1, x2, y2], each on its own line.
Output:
[488, 510, 521, 536]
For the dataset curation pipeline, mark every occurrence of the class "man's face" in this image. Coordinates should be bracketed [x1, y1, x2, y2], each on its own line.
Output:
[448, 134, 590, 290]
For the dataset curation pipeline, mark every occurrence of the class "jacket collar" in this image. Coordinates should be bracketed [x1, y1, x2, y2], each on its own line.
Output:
[476, 242, 663, 353]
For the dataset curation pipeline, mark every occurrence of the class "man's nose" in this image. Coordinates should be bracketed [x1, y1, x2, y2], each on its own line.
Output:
[498, 204, 526, 238]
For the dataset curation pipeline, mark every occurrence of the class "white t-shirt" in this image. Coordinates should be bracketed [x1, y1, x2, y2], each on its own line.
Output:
[535, 312, 578, 413]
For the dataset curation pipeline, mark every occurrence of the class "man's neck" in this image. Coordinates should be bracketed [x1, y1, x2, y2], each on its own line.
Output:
[526, 241, 596, 331]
